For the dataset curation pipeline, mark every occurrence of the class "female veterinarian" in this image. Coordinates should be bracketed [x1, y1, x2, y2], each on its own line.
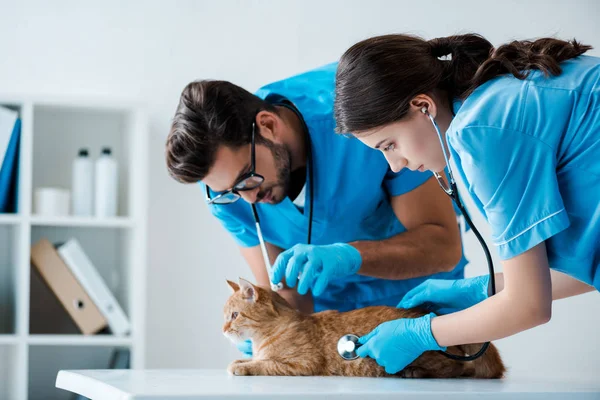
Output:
[332, 33, 599, 374]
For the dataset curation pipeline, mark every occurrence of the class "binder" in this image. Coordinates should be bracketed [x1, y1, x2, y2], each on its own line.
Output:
[0, 106, 16, 168]
[29, 263, 81, 334]
[0, 106, 20, 213]
[58, 238, 131, 336]
[30, 239, 107, 335]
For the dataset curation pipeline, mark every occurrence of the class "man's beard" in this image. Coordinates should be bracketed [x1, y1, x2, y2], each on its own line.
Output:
[256, 140, 291, 204]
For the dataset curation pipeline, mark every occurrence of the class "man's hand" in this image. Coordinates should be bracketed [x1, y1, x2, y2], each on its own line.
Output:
[271, 243, 362, 296]
[235, 339, 252, 358]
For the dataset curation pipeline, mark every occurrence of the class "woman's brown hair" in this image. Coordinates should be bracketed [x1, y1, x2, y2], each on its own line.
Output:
[334, 33, 591, 134]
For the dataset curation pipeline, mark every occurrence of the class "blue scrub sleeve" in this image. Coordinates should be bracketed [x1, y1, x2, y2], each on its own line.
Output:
[200, 183, 260, 248]
[209, 205, 260, 248]
[451, 126, 570, 260]
[383, 168, 432, 197]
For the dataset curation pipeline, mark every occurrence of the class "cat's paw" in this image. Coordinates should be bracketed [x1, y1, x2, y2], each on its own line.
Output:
[228, 361, 252, 376]
[398, 367, 427, 378]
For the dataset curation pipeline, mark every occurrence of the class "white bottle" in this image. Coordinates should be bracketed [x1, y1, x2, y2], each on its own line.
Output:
[72, 148, 94, 216]
[94, 147, 118, 218]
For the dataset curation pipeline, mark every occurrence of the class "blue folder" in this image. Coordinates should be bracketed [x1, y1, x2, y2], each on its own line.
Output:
[0, 118, 21, 213]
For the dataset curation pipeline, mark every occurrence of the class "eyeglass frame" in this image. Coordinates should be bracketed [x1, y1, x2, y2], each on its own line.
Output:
[204, 121, 264, 205]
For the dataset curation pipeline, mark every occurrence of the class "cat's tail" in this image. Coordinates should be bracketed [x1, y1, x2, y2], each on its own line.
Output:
[459, 342, 506, 379]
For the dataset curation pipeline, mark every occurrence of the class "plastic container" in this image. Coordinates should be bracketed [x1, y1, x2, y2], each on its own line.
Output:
[34, 187, 70, 216]
[72, 148, 94, 216]
[94, 147, 118, 217]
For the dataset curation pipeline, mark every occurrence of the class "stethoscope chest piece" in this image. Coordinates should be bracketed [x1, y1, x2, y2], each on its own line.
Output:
[337, 334, 361, 360]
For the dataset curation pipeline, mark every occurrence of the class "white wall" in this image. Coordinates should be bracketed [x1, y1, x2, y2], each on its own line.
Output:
[1, 0, 599, 381]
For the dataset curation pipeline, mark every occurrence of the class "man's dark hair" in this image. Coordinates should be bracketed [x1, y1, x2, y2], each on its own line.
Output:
[166, 80, 277, 183]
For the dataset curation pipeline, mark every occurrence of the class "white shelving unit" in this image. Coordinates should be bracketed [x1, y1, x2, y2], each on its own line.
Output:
[0, 97, 148, 400]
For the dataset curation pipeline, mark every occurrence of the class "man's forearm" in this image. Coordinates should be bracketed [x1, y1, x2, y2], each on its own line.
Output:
[351, 223, 462, 280]
[278, 288, 314, 314]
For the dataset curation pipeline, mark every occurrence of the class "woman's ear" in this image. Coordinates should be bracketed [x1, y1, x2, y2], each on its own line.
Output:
[238, 278, 259, 303]
[410, 94, 437, 119]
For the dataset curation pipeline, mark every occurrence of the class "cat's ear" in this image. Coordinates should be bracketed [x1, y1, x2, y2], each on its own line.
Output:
[226, 280, 240, 293]
[238, 278, 258, 302]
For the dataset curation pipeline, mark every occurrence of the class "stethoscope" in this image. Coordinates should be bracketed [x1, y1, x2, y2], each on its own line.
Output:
[251, 100, 314, 292]
[337, 107, 497, 362]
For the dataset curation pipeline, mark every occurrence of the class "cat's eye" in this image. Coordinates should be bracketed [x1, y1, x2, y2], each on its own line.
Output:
[231, 312, 238, 320]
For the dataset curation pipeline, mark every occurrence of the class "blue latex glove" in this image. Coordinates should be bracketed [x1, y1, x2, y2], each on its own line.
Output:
[398, 275, 490, 314]
[356, 313, 445, 374]
[236, 339, 252, 359]
[271, 243, 362, 296]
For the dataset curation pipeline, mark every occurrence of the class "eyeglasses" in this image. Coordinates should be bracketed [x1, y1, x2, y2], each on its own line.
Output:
[205, 122, 264, 205]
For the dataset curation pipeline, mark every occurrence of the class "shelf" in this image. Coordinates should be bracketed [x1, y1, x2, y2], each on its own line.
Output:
[0, 334, 19, 345]
[0, 214, 22, 225]
[0, 224, 19, 335]
[27, 335, 132, 347]
[29, 345, 126, 400]
[2, 96, 142, 113]
[0, 215, 134, 227]
[1, 96, 147, 399]
[0, 344, 20, 400]
[30, 216, 134, 228]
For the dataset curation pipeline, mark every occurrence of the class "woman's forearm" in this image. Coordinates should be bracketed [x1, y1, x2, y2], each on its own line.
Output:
[482, 270, 592, 300]
[430, 290, 549, 346]
[432, 243, 553, 347]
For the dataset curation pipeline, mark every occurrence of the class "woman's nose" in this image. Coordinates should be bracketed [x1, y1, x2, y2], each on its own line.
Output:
[385, 154, 408, 173]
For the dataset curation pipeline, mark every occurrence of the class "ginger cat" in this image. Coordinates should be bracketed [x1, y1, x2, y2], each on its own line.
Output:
[223, 278, 505, 378]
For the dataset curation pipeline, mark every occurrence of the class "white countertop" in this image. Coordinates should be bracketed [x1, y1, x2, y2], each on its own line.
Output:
[56, 369, 600, 400]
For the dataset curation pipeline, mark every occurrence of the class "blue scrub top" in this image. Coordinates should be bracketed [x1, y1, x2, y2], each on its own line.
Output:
[204, 62, 467, 311]
[447, 55, 600, 291]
